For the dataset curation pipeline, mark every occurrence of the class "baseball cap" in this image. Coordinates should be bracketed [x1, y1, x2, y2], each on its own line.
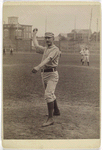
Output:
[45, 32, 54, 38]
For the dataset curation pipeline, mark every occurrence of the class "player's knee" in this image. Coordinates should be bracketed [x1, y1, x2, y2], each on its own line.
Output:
[45, 92, 52, 99]
[45, 92, 55, 103]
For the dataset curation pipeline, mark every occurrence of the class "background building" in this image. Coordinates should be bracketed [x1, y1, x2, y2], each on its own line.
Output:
[67, 29, 92, 42]
[3, 16, 32, 51]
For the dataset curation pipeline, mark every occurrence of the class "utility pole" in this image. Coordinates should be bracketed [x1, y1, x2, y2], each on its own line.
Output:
[88, 8, 92, 41]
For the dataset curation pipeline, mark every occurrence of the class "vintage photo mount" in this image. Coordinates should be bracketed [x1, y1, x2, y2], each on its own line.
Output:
[2, 1, 101, 149]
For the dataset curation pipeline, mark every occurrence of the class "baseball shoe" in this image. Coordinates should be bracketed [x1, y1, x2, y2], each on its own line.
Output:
[82, 62, 84, 65]
[87, 62, 89, 66]
[42, 118, 54, 127]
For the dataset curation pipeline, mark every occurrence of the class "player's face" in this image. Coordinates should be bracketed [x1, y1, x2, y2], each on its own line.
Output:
[45, 37, 54, 46]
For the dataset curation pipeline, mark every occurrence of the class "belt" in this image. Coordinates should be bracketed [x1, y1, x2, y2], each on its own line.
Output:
[41, 67, 56, 72]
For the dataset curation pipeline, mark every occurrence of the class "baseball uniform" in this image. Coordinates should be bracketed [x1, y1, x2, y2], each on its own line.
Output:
[32, 31, 61, 126]
[36, 44, 61, 103]
[80, 48, 85, 62]
[82, 48, 90, 66]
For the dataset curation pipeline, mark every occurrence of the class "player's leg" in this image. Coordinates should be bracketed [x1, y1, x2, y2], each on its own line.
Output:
[51, 72, 60, 115]
[47, 101, 54, 119]
[81, 57, 82, 62]
[41, 75, 49, 116]
[87, 56, 89, 66]
[82, 55, 85, 65]
[41, 74, 58, 117]
[42, 80, 58, 126]
[87, 62, 89, 66]
[53, 99, 60, 115]
[81, 55, 83, 62]
[45, 96, 60, 116]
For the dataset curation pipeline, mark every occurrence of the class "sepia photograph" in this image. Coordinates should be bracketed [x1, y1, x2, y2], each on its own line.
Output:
[2, 1, 101, 149]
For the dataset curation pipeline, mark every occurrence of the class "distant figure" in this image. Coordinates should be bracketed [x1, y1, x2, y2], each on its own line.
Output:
[82, 46, 90, 66]
[80, 48, 85, 63]
[3, 47, 6, 55]
[10, 47, 13, 55]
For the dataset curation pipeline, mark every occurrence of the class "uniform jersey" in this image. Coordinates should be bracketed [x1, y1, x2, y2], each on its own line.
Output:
[41, 45, 60, 69]
[36, 44, 61, 69]
[36, 44, 60, 103]
[80, 49, 85, 56]
[82, 49, 90, 63]
[84, 49, 89, 56]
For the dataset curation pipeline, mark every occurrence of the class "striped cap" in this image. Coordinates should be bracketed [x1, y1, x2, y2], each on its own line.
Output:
[45, 32, 54, 37]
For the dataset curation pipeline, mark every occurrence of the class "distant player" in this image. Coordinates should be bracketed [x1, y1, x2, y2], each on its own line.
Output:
[10, 47, 13, 55]
[80, 47, 85, 63]
[82, 46, 90, 66]
[3, 47, 6, 55]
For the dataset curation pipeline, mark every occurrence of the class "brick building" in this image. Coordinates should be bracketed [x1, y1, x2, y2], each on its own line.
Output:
[90, 32, 100, 42]
[3, 16, 32, 51]
[67, 29, 92, 43]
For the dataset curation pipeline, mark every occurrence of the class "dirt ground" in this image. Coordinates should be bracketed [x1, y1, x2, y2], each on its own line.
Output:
[3, 52, 100, 139]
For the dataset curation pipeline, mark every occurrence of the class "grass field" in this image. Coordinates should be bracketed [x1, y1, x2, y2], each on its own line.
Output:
[3, 52, 100, 139]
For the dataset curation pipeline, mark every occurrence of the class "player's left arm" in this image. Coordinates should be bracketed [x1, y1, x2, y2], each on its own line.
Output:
[32, 56, 52, 73]
[32, 49, 59, 73]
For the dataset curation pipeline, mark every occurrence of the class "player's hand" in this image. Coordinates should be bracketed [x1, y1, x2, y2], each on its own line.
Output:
[32, 66, 40, 73]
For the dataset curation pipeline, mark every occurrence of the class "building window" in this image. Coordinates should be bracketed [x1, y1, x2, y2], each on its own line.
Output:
[28, 26, 31, 31]
[4, 29, 9, 37]
[15, 30, 22, 37]
[25, 33, 28, 38]
[24, 27, 26, 32]
[26, 26, 28, 31]
[29, 33, 31, 38]
[24, 33, 26, 38]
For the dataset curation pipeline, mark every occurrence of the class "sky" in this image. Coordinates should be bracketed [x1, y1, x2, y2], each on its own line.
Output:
[3, 3, 101, 37]
[3, 5, 100, 36]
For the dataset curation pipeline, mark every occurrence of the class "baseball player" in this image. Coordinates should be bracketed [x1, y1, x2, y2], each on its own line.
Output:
[80, 47, 85, 63]
[3, 47, 6, 55]
[10, 47, 13, 55]
[32, 29, 61, 127]
[82, 46, 90, 66]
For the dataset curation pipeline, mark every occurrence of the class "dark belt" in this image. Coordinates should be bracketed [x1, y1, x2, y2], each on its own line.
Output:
[41, 67, 56, 72]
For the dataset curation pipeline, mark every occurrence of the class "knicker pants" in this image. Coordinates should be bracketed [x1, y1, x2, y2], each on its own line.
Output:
[41, 71, 59, 103]
[83, 56, 89, 62]
[81, 55, 84, 60]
